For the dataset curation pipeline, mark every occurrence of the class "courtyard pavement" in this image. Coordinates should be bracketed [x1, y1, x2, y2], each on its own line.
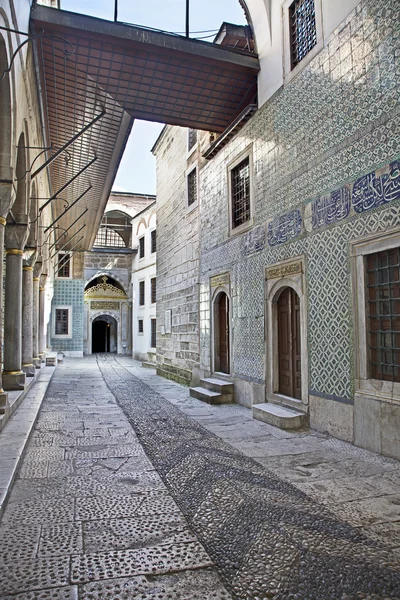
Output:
[0, 355, 399, 599]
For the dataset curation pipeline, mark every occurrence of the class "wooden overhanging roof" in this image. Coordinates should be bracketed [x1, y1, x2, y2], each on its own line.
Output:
[30, 5, 259, 252]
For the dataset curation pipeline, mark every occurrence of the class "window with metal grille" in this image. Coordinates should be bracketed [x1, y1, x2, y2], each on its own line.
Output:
[55, 308, 69, 335]
[187, 168, 197, 206]
[57, 253, 70, 278]
[139, 281, 145, 306]
[151, 318, 156, 348]
[138, 319, 144, 334]
[94, 227, 126, 247]
[188, 129, 197, 151]
[139, 236, 145, 258]
[151, 277, 156, 303]
[231, 157, 250, 229]
[289, 0, 317, 68]
[366, 248, 400, 383]
[151, 229, 156, 254]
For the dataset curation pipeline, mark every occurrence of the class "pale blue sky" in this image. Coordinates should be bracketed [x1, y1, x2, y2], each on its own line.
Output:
[61, 0, 247, 194]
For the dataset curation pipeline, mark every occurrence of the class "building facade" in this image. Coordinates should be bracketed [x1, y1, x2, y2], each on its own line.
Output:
[155, 0, 400, 460]
[50, 192, 155, 357]
[131, 202, 157, 364]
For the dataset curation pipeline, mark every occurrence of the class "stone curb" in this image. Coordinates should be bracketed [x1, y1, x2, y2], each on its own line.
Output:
[0, 366, 56, 519]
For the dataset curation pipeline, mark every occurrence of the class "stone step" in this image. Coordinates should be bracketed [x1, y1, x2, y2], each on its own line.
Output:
[142, 361, 156, 369]
[252, 403, 307, 430]
[200, 377, 233, 396]
[190, 386, 231, 405]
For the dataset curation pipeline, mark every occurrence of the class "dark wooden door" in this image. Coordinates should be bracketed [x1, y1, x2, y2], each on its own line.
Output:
[278, 288, 301, 399]
[219, 294, 230, 373]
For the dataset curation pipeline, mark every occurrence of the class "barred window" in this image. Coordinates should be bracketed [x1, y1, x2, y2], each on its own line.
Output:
[151, 318, 156, 348]
[139, 281, 145, 306]
[138, 319, 144, 334]
[57, 253, 70, 278]
[139, 236, 145, 258]
[366, 248, 400, 383]
[55, 308, 69, 335]
[187, 168, 197, 206]
[289, 0, 317, 68]
[151, 229, 156, 254]
[94, 227, 126, 248]
[231, 157, 250, 229]
[188, 129, 197, 151]
[151, 277, 156, 304]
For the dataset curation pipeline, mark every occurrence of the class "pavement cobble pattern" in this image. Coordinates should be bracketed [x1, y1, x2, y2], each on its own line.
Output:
[0, 355, 399, 599]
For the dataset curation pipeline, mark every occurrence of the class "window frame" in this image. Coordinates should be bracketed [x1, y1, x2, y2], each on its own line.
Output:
[351, 230, 400, 401]
[151, 229, 157, 254]
[186, 162, 198, 211]
[56, 252, 72, 279]
[151, 277, 156, 304]
[138, 318, 144, 335]
[150, 318, 157, 348]
[187, 128, 197, 157]
[52, 305, 72, 338]
[139, 280, 145, 306]
[139, 236, 145, 259]
[282, 0, 323, 83]
[227, 146, 254, 237]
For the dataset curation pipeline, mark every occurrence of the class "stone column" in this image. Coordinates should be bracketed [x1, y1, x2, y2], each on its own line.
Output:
[38, 273, 48, 359]
[22, 256, 37, 377]
[0, 216, 9, 413]
[32, 260, 42, 368]
[3, 223, 29, 390]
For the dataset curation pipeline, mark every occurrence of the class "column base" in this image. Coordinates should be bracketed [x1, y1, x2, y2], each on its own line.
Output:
[22, 364, 36, 377]
[0, 389, 9, 415]
[38, 353, 46, 363]
[3, 371, 26, 391]
[33, 357, 41, 369]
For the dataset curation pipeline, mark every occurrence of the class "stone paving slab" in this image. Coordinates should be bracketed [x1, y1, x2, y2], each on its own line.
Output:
[0, 368, 55, 518]
[0, 358, 230, 600]
[101, 355, 400, 599]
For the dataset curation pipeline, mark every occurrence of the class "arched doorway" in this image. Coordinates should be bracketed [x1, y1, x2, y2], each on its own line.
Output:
[277, 287, 301, 399]
[213, 291, 230, 374]
[92, 315, 117, 353]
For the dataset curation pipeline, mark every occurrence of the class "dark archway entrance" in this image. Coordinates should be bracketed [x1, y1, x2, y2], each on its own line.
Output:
[214, 292, 230, 374]
[92, 315, 117, 353]
[277, 287, 301, 399]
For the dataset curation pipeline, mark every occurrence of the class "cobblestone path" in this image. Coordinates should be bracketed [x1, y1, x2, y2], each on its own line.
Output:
[0, 358, 230, 599]
[97, 355, 400, 600]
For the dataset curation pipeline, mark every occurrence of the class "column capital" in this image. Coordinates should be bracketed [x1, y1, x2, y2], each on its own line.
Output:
[5, 221, 30, 251]
[23, 248, 38, 269]
[39, 273, 48, 288]
[34, 259, 43, 280]
[0, 178, 14, 219]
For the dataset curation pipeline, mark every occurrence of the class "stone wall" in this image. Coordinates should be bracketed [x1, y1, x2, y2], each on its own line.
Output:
[198, 0, 400, 457]
[154, 127, 200, 384]
[84, 251, 132, 292]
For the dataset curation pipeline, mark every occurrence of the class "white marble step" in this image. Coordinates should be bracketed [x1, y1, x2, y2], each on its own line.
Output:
[200, 378, 233, 396]
[190, 386, 231, 405]
[252, 402, 307, 430]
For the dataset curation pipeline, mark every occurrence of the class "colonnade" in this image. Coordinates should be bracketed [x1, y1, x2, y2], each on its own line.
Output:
[0, 219, 48, 414]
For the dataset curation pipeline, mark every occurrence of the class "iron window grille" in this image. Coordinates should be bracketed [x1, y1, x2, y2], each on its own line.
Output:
[138, 319, 144, 334]
[188, 128, 197, 151]
[289, 0, 317, 68]
[187, 168, 197, 206]
[151, 318, 157, 348]
[139, 281, 145, 306]
[55, 308, 69, 335]
[139, 236, 145, 258]
[151, 277, 156, 303]
[94, 227, 126, 247]
[231, 156, 250, 229]
[366, 247, 400, 383]
[151, 229, 157, 254]
[57, 253, 70, 278]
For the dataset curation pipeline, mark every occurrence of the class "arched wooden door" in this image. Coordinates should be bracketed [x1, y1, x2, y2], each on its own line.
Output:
[277, 287, 301, 399]
[214, 292, 230, 374]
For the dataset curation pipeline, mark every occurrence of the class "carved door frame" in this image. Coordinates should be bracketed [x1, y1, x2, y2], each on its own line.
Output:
[265, 256, 309, 410]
